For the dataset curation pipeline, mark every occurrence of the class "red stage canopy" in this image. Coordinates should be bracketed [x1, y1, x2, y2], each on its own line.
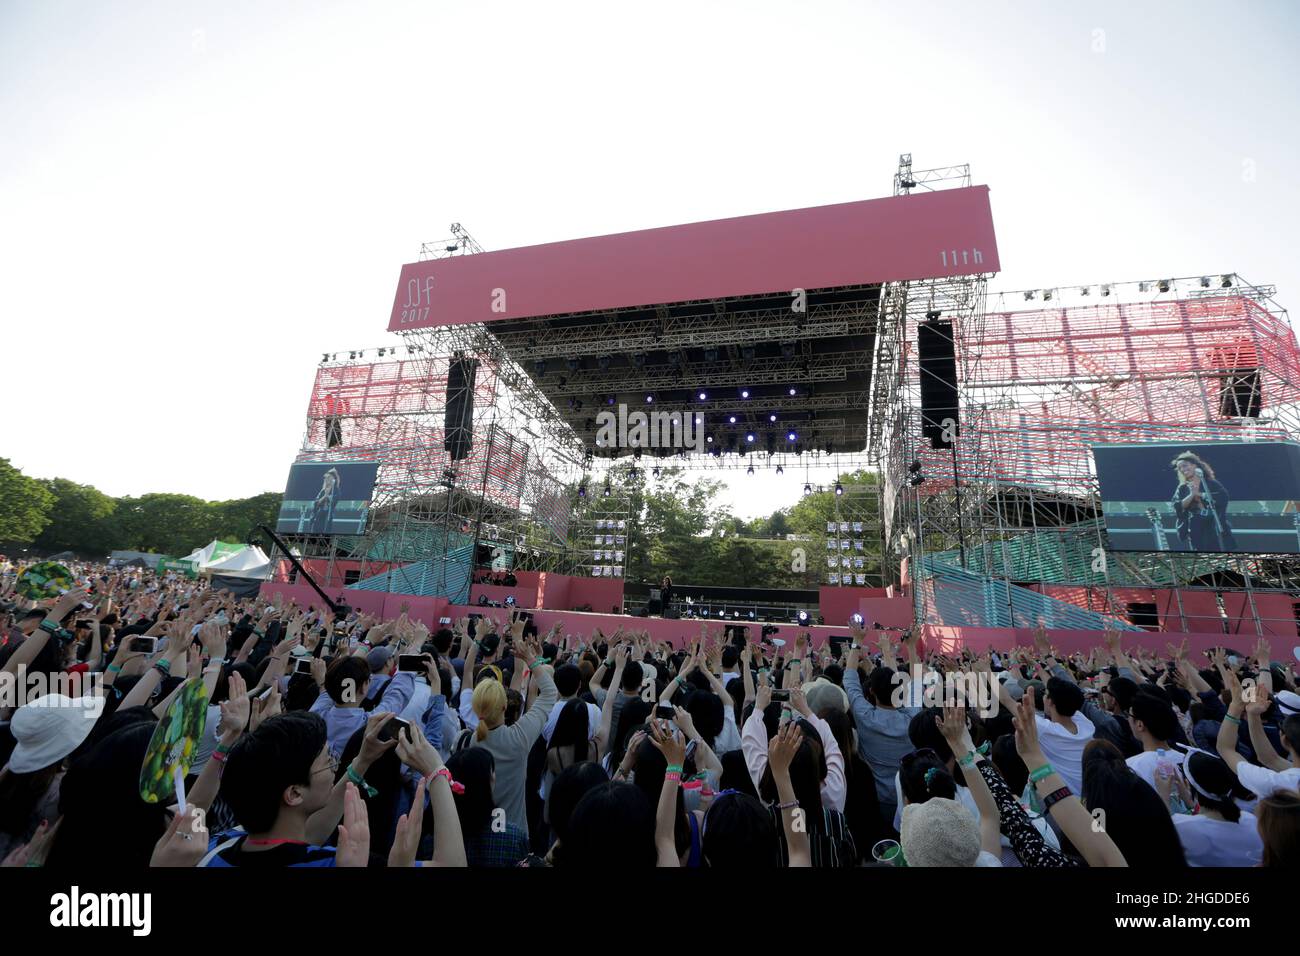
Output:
[389, 186, 999, 331]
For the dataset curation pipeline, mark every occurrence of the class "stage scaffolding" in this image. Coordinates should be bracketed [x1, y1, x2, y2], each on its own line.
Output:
[274, 272, 598, 598]
[871, 156, 1300, 635]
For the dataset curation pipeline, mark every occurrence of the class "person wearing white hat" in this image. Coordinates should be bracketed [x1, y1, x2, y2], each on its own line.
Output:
[1215, 666, 1300, 799]
[0, 694, 104, 860]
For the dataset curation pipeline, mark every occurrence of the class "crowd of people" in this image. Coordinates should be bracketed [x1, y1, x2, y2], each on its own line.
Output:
[0, 557, 1298, 869]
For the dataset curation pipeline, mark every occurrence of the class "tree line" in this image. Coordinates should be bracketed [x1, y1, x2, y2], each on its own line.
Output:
[0, 457, 281, 558]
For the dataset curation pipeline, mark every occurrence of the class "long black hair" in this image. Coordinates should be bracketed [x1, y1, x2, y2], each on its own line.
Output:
[548, 699, 591, 764]
[562, 781, 656, 867]
[1081, 740, 1186, 867]
[446, 747, 497, 837]
[757, 717, 827, 831]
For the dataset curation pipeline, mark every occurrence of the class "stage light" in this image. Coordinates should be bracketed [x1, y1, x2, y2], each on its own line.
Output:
[733, 611, 741, 619]
[706, 435, 714, 443]
[652, 467, 660, 478]
[746, 465, 754, 475]
[748, 611, 756, 620]
[786, 431, 798, 442]
[695, 414, 703, 423]
[925, 310, 941, 320]
[577, 484, 587, 498]
[834, 482, 844, 496]
[349, 351, 358, 360]
[908, 473, 925, 487]
[1138, 281, 1149, 292]
[1023, 291, 1035, 301]
[1100, 285, 1111, 297]
[728, 415, 737, 424]
[788, 387, 797, 396]
[606, 395, 616, 406]
[745, 433, 755, 443]
[909, 460, 922, 474]
[1158, 279, 1171, 293]
[1221, 275, 1233, 288]
[741, 389, 750, 399]
[321, 353, 330, 363]
[603, 481, 611, 496]
[775, 464, 783, 475]
[645, 394, 654, 404]
[797, 610, 810, 624]
[1199, 276, 1211, 288]
[446, 243, 458, 252]
[1043, 289, 1053, 301]
[769, 413, 778, 422]
[803, 482, 812, 495]
[1079, 286, 1089, 296]
[698, 391, 708, 400]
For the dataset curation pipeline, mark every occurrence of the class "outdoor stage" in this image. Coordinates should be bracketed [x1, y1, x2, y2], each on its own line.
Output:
[267, 154, 1300, 651]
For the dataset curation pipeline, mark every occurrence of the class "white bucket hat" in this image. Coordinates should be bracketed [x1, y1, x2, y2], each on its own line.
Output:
[6, 694, 105, 773]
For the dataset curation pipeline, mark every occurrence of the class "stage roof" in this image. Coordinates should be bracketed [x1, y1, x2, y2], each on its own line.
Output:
[391, 187, 1000, 456]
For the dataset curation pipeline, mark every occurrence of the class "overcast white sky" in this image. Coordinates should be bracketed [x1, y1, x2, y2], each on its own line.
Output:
[3, 0, 1298, 519]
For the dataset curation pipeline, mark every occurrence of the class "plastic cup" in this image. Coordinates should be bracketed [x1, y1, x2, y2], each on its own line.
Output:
[872, 839, 903, 866]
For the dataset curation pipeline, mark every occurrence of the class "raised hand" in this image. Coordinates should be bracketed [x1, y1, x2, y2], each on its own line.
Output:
[335, 783, 371, 867]
[768, 720, 802, 777]
[388, 775, 426, 868]
[647, 718, 687, 768]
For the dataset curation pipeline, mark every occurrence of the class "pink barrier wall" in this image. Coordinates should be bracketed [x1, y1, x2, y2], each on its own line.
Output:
[561, 576, 626, 612]
[819, 586, 886, 626]
[469, 584, 539, 607]
[444, 606, 844, 648]
[259, 582, 449, 629]
[537, 573, 570, 610]
[920, 626, 1264, 658]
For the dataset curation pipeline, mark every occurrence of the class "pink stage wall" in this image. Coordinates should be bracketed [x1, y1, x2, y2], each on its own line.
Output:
[920, 626, 1275, 659]
[390, 188, 1000, 331]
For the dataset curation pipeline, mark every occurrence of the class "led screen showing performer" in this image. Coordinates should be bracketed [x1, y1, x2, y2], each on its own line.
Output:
[276, 461, 380, 536]
[1092, 440, 1300, 554]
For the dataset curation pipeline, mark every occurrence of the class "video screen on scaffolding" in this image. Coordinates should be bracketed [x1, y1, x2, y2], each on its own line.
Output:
[276, 460, 380, 536]
[1091, 440, 1300, 554]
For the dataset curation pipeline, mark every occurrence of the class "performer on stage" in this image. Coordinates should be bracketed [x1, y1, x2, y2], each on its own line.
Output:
[660, 574, 674, 613]
[1170, 451, 1236, 551]
[298, 467, 341, 534]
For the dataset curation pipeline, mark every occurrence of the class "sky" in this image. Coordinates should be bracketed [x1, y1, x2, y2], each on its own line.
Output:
[2, 0, 1298, 519]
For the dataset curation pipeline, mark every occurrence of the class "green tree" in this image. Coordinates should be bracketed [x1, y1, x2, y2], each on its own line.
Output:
[33, 478, 118, 554]
[0, 458, 54, 544]
[108, 493, 222, 555]
[211, 492, 283, 545]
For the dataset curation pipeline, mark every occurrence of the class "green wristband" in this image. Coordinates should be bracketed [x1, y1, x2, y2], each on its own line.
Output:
[1223, 713, 1243, 726]
[666, 764, 684, 774]
[346, 763, 378, 798]
[1028, 763, 1054, 784]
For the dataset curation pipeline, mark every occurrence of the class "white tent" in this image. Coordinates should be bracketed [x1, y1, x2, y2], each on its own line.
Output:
[204, 545, 271, 579]
[182, 540, 246, 570]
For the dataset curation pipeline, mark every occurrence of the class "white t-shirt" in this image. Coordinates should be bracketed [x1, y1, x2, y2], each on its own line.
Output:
[1126, 749, 1185, 792]
[542, 699, 601, 744]
[1235, 762, 1300, 799]
[1034, 712, 1095, 796]
[1173, 812, 1264, 867]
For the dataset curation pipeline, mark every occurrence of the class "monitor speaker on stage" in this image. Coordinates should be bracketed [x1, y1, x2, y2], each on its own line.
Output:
[918, 319, 959, 449]
[445, 355, 478, 461]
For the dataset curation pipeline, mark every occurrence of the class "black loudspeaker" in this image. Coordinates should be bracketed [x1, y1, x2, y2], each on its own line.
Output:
[444, 356, 479, 460]
[1219, 369, 1261, 418]
[646, 599, 662, 616]
[918, 319, 959, 449]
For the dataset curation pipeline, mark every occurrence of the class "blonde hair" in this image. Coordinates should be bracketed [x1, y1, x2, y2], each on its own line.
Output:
[472, 678, 507, 741]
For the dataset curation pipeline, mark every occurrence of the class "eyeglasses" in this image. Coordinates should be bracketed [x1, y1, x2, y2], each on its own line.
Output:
[314, 753, 339, 777]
